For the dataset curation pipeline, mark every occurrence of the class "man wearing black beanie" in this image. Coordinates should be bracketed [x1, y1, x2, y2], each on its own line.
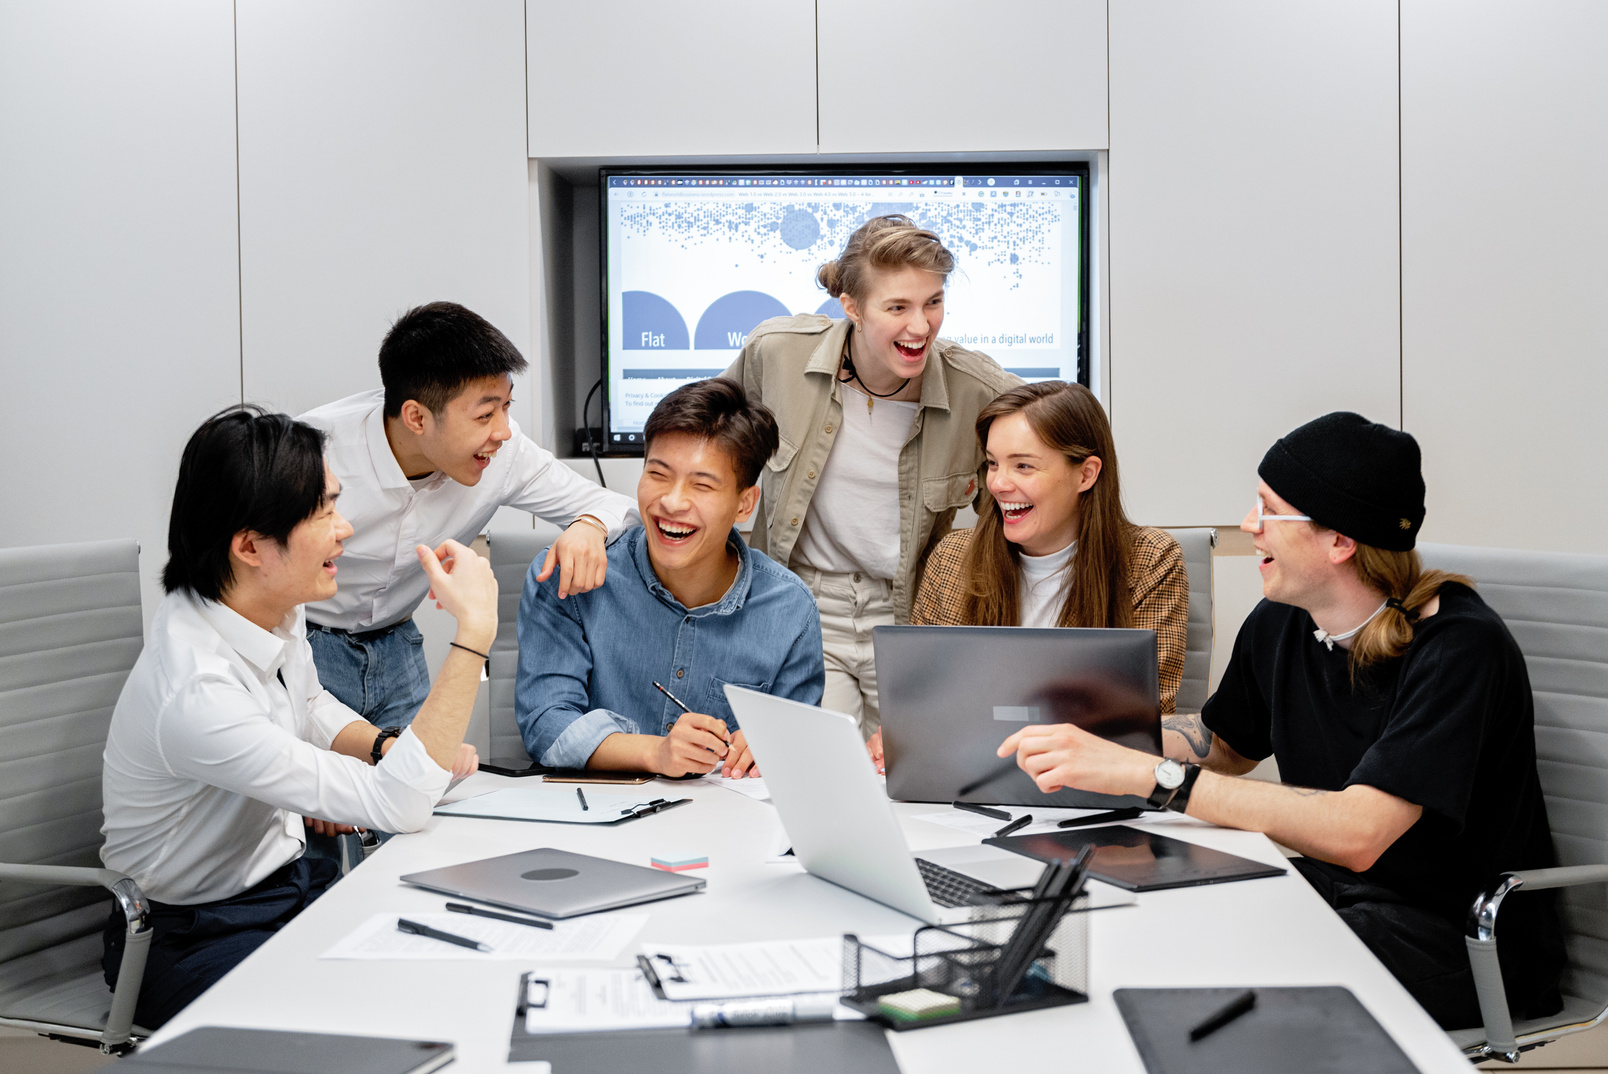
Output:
[996, 412, 1564, 1031]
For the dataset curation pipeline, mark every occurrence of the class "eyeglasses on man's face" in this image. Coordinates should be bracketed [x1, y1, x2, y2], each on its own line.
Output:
[1249, 497, 1312, 533]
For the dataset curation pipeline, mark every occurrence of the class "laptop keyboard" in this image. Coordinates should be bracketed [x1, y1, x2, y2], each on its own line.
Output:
[914, 857, 1006, 908]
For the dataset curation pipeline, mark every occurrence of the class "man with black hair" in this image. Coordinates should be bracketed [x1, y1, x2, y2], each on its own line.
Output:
[100, 406, 498, 1029]
[516, 379, 824, 778]
[298, 301, 636, 731]
[995, 412, 1565, 1029]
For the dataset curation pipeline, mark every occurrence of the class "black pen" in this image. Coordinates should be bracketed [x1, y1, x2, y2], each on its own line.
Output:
[953, 800, 1011, 822]
[993, 814, 1032, 838]
[1058, 807, 1144, 829]
[447, 902, 555, 930]
[653, 680, 692, 713]
[396, 917, 490, 952]
[577, 786, 589, 812]
[1189, 989, 1257, 1041]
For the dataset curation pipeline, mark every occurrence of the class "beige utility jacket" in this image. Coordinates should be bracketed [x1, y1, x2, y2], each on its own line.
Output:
[722, 314, 1021, 623]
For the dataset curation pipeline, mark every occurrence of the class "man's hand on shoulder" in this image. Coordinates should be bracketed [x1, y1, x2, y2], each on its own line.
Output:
[537, 517, 610, 599]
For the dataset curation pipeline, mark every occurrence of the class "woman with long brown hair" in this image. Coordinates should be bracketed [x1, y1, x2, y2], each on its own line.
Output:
[867, 380, 1187, 767]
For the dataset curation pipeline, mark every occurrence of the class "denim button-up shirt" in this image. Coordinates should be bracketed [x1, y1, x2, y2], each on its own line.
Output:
[515, 525, 825, 768]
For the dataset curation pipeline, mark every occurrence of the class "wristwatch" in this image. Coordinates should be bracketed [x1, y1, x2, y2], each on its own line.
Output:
[371, 726, 403, 765]
[1147, 758, 1187, 810]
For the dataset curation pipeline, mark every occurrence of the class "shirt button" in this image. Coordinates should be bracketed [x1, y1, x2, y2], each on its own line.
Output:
[824, 424, 834, 433]
[676, 668, 684, 678]
[684, 616, 692, 623]
[807, 469, 816, 479]
[854, 572, 862, 583]
[791, 517, 800, 526]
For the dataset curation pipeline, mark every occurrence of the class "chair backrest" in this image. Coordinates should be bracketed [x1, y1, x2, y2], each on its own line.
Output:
[1418, 542, 1608, 1010]
[485, 524, 563, 766]
[0, 539, 142, 966]
[1162, 528, 1215, 714]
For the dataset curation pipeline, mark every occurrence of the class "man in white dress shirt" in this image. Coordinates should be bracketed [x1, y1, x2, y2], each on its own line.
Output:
[297, 301, 637, 731]
[100, 406, 496, 1029]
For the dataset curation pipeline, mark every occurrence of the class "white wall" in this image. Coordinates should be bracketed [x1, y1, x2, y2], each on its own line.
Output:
[0, 0, 242, 618]
[236, 0, 532, 428]
[1402, 0, 1608, 555]
[1106, 0, 1402, 530]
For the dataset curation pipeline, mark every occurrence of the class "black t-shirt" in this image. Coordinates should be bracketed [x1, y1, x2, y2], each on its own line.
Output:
[1202, 584, 1558, 926]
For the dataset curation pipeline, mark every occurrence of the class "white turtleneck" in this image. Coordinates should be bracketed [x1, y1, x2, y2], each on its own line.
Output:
[1018, 540, 1077, 628]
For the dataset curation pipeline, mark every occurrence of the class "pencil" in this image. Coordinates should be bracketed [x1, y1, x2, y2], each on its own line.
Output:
[653, 680, 692, 713]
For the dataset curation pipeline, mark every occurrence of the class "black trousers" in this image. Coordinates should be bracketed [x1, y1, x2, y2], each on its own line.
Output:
[104, 855, 339, 1030]
[1294, 857, 1563, 1030]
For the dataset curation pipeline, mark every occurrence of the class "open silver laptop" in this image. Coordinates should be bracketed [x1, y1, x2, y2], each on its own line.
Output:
[725, 686, 1052, 925]
[874, 625, 1161, 809]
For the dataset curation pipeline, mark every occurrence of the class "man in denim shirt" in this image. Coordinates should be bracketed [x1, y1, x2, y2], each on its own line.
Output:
[516, 379, 825, 777]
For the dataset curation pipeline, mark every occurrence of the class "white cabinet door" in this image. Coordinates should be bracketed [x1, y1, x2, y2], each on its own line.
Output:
[0, 0, 241, 622]
[1107, 0, 1400, 526]
[237, 0, 531, 423]
[1403, 0, 1608, 554]
[817, 0, 1107, 153]
[527, 0, 817, 158]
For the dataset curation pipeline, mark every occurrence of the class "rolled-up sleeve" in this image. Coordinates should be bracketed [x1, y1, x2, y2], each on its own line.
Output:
[501, 428, 639, 539]
[155, 676, 450, 834]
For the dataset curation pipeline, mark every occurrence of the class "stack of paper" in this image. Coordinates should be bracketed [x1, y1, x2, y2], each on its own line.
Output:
[319, 912, 648, 961]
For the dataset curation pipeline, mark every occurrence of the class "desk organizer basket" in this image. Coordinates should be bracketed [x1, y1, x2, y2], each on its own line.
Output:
[839, 894, 1091, 1030]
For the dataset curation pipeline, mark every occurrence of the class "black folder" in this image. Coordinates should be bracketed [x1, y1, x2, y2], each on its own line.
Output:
[984, 825, 1286, 891]
[1115, 986, 1420, 1074]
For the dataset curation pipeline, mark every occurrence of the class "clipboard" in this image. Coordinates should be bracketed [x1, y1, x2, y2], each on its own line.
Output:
[1114, 987, 1420, 1074]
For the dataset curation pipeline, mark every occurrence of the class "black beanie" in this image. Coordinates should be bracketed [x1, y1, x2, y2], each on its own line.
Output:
[1258, 412, 1426, 552]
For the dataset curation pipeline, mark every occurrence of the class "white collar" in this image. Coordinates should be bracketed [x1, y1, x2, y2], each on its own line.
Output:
[195, 596, 295, 678]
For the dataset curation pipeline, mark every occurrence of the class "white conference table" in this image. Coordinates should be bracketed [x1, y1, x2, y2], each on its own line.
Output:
[146, 773, 1474, 1072]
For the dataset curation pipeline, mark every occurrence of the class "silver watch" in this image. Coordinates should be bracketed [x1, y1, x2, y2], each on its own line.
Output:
[1147, 758, 1186, 809]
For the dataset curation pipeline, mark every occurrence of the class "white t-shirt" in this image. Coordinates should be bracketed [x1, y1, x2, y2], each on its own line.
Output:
[792, 384, 918, 579]
[1018, 540, 1077, 628]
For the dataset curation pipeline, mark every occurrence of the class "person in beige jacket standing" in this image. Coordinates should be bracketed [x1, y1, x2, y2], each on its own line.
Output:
[722, 215, 1020, 740]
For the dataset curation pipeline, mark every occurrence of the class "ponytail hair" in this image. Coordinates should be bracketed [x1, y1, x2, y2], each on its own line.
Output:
[817, 215, 956, 306]
[1347, 544, 1473, 675]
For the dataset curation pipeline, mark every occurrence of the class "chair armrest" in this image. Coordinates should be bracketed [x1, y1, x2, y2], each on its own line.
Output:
[1464, 867, 1608, 1063]
[0, 862, 152, 1053]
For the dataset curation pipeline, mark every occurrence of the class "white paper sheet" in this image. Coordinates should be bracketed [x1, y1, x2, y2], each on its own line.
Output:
[320, 912, 648, 961]
[433, 786, 670, 824]
[699, 774, 771, 801]
[641, 937, 847, 1001]
[523, 968, 697, 1032]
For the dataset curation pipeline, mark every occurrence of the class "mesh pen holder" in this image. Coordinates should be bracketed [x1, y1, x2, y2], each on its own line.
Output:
[840, 893, 1092, 1030]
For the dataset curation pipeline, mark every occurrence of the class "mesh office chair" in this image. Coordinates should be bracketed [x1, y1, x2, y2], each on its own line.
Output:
[0, 539, 151, 1054]
[1162, 528, 1215, 714]
[1416, 543, 1608, 1063]
[486, 524, 563, 767]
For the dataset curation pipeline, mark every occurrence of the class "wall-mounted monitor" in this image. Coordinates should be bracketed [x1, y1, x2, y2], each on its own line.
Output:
[599, 164, 1090, 451]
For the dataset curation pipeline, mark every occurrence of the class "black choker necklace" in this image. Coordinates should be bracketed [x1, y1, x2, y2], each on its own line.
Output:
[841, 334, 911, 399]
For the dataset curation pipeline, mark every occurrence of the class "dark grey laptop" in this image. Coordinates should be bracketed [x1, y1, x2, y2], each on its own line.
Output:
[874, 625, 1161, 809]
[401, 847, 705, 919]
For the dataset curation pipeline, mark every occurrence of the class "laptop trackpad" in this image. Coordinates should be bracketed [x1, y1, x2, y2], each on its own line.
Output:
[921, 844, 1136, 908]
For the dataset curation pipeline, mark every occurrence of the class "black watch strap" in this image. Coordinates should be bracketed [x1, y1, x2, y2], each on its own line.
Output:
[1167, 762, 1203, 813]
[371, 725, 402, 765]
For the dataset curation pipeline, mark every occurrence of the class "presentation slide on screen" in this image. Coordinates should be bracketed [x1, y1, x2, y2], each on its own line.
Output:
[603, 173, 1083, 441]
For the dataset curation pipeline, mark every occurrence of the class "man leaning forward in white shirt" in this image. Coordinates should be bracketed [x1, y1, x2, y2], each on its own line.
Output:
[297, 301, 636, 732]
[100, 406, 496, 1030]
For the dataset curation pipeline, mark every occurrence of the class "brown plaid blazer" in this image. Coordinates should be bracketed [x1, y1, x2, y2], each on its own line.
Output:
[910, 526, 1190, 714]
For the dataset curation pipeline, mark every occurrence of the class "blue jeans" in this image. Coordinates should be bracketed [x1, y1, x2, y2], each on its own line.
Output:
[103, 855, 339, 1029]
[306, 619, 431, 729]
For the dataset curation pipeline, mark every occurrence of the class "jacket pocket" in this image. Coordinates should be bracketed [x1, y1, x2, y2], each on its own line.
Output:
[922, 471, 979, 513]
[761, 435, 799, 528]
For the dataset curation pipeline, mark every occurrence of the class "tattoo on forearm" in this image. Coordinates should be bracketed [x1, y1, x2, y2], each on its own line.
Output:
[1162, 713, 1213, 760]
[1290, 786, 1331, 798]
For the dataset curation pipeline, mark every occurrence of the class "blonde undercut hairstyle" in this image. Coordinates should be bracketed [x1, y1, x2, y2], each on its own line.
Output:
[816, 215, 956, 305]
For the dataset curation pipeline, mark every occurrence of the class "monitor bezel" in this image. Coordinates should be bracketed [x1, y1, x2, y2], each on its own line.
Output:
[597, 162, 1093, 455]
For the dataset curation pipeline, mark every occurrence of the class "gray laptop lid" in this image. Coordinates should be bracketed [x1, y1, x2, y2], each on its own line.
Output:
[401, 847, 704, 919]
[874, 625, 1161, 809]
[122, 1027, 453, 1074]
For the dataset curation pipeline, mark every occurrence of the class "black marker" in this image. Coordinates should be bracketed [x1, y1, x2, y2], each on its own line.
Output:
[577, 787, 589, 812]
[993, 814, 1032, 838]
[953, 800, 1011, 821]
[1189, 989, 1257, 1042]
[1057, 807, 1144, 829]
[397, 917, 490, 952]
